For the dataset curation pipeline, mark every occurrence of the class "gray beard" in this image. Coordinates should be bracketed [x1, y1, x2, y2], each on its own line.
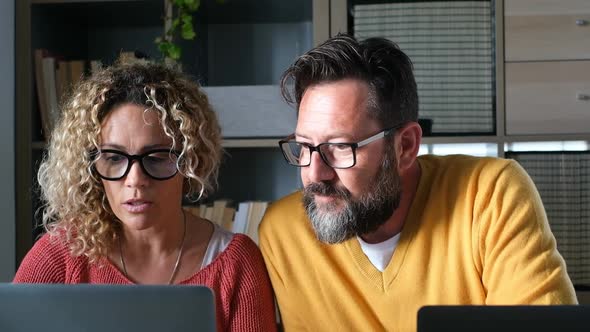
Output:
[302, 154, 402, 244]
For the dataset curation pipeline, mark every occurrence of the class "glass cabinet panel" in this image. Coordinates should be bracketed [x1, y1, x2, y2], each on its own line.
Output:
[506, 150, 590, 287]
[343, 0, 496, 135]
[30, 0, 322, 140]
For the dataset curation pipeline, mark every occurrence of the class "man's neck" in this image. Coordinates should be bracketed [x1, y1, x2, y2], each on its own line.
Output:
[360, 160, 422, 244]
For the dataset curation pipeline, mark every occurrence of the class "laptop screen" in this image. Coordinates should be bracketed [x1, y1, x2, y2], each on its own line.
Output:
[418, 305, 588, 332]
[0, 284, 216, 332]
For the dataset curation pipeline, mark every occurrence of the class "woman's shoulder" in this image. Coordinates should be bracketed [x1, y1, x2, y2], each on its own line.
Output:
[13, 232, 82, 283]
[226, 233, 263, 257]
[209, 233, 266, 272]
[27, 232, 72, 260]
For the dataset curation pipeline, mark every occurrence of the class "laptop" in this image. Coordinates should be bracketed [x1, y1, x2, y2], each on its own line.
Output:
[0, 284, 216, 332]
[418, 305, 589, 332]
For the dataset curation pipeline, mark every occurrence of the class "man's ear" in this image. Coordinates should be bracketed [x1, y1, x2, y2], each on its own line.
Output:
[395, 122, 422, 175]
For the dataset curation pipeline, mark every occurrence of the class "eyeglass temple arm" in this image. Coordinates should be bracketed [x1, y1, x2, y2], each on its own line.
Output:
[355, 129, 389, 148]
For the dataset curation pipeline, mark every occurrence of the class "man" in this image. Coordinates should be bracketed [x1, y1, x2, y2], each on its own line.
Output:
[258, 34, 577, 332]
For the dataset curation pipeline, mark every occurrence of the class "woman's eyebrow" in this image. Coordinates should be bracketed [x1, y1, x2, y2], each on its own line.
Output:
[99, 143, 172, 151]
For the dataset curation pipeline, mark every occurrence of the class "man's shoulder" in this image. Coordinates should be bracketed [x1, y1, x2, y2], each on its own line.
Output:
[274, 190, 304, 205]
[263, 191, 305, 219]
[259, 191, 310, 237]
[418, 154, 515, 177]
[419, 153, 511, 166]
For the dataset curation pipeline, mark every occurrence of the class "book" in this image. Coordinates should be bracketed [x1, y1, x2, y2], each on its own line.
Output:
[183, 206, 200, 218]
[245, 201, 269, 244]
[210, 199, 231, 225]
[203, 205, 214, 222]
[68, 60, 85, 89]
[232, 202, 251, 234]
[198, 203, 208, 218]
[33, 49, 50, 140]
[41, 56, 59, 138]
[55, 60, 69, 105]
[118, 51, 137, 64]
[221, 207, 236, 232]
[90, 60, 103, 74]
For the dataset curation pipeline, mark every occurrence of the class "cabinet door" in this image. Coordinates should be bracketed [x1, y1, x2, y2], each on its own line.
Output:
[505, 0, 590, 61]
[505, 61, 590, 135]
[339, 0, 496, 135]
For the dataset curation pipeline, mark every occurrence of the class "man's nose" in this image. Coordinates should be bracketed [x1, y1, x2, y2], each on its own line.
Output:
[306, 151, 336, 183]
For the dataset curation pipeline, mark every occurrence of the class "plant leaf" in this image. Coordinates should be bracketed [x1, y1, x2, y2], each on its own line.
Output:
[158, 42, 170, 59]
[184, 0, 200, 11]
[157, 0, 210, 60]
[181, 14, 193, 24]
[171, 17, 180, 29]
[168, 44, 182, 60]
[181, 21, 196, 40]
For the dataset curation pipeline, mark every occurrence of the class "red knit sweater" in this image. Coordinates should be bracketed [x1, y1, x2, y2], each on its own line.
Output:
[14, 233, 277, 332]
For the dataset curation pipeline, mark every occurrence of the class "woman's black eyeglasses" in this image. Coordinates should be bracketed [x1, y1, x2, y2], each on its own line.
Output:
[92, 149, 180, 181]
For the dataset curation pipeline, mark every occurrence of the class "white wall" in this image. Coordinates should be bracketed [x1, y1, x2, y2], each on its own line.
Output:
[0, 0, 16, 281]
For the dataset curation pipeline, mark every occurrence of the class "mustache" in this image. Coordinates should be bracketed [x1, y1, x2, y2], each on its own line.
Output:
[305, 182, 351, 199]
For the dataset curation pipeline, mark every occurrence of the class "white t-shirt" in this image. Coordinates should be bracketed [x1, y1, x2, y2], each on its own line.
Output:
[357, 233, 401, 272]
[200, 223, 234, 270]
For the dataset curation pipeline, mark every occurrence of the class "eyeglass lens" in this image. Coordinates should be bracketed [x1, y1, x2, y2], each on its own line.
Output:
[281, 142, 355, 168]
[94, 150, 178, 180]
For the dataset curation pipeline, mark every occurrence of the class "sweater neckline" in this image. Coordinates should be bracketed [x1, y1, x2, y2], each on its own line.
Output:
[344, 157, 431, 291]
[104, 233, 241, 285]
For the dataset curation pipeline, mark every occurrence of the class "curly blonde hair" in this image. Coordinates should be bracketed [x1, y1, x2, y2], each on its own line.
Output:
[37, 62, 222, 262]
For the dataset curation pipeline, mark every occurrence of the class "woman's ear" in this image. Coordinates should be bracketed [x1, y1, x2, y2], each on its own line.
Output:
[395, 122, 422, 175]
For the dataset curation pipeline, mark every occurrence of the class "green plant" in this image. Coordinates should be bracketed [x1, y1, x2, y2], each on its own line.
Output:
[156, 0, 225, 61]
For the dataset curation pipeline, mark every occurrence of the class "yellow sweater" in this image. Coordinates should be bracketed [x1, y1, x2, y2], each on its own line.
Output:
[259, 155, 577, 332]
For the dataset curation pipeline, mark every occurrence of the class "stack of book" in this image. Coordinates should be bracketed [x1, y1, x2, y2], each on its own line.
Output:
[184, 200, 269, 244]
[33, 49, 136, 140]
[33, 49, 86, 140]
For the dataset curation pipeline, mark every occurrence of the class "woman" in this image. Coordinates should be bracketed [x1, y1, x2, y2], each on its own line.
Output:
[14, 61, 277, 331]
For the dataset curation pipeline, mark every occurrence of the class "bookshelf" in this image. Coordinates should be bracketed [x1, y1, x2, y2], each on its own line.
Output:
[15, 0, 590, 302]
[15, 0, 330, 265]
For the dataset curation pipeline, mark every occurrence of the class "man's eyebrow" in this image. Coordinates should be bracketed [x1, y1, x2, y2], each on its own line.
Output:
[294, 132, 356, 142]
[293, 132, 310, 140]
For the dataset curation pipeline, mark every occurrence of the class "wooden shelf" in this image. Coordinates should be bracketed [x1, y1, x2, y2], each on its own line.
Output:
[33, 134, 590, 150]
[32, 0, 144, 4]
[222, 139, 281, 148]
[421, 135, 590, 145]
[31, 0, 312, 24]
[33, 139, 282, 149]
[503, 134, 590, 143]
[421, 136, 499, 144]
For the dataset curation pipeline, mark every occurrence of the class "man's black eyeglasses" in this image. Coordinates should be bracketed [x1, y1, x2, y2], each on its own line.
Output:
[278, 124, 403, 169]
